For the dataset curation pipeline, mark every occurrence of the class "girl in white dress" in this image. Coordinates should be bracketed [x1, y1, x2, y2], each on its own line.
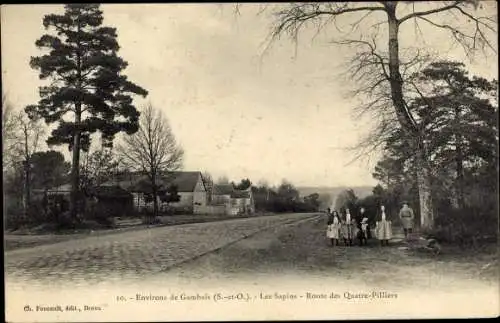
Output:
[342, 208, 355, 246]
[375, 205, 393, 246]
[326, 210, 341, 246]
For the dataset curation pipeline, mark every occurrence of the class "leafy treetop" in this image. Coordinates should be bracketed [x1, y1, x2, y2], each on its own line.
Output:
[26, 4, 148, 151]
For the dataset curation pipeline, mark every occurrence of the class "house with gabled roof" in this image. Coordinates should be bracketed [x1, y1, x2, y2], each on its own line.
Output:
[211, 184, 255, 215]
[101, 171, 207, 214]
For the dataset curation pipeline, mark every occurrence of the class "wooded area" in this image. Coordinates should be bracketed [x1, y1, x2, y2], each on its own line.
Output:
[3, 3, 498, 247]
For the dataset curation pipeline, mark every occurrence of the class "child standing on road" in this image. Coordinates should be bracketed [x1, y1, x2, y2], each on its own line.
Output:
[356, 207, 369, 246]
[327, 210, 341, 246]
[342, 208, 355, 246]
[375, 205, 393, 246]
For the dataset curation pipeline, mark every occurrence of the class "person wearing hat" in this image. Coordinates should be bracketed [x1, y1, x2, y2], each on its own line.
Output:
[399, 201, 415, 239]
[375, 204, 392, 246]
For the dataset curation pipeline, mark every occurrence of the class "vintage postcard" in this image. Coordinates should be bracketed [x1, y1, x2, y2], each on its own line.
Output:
[3, 2, 499, 322]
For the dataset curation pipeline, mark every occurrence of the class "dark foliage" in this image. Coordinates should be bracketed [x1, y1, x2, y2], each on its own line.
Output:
[27, 4, 148, 218]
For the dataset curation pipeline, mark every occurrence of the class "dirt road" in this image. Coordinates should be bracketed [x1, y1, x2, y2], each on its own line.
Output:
[5, 213, 498, 321]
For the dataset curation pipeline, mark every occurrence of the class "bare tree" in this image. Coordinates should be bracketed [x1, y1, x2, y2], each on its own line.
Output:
[117, 103, 184, 219]
[2, 95, 45, 218]
[13, 111, 45, 215]
[342, 43, 435, 164]
[253, 1, 496, 229]
[2, 93, 21, 171]
[80, 148, 120, 191]
[201, 172, 214, 203]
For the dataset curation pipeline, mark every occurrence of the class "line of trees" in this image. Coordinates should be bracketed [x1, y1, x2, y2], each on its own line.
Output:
[333, 61, 498, 245]
[368, 61, 498, 243]
[256, 1, 498, 245]
[251, 180, 326, 213]
[332, 60, 498, 245]
[200, 175, 327, 213]
[252, 1, 496, 230]
[3, 4, 185, 229]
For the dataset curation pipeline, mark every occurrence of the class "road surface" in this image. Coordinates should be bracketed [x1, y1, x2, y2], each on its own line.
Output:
[5, 212, 319, 288]
[5, 212, 498, 320]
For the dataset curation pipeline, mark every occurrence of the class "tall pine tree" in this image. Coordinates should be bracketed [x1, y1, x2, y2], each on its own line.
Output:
[378, 61, 497, 212]
[410, 61, 497, 209]
[26, 4, 148, 220]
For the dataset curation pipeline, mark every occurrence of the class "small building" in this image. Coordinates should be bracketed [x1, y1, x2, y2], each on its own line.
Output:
[33, 183, 72, 197]
[229, 188, 255, 215]
[211, 184, 255, 215]
[33, 184, 134, 217]
[212, 184, 234, 205]
[101, 171, 207, 214]
[86, 185, 134, 218]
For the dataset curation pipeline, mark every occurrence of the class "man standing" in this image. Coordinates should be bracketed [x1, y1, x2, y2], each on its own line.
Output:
[399, 202, 415, 239]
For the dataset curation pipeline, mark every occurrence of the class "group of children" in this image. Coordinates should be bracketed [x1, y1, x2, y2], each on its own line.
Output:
[325, 205, 394, 247]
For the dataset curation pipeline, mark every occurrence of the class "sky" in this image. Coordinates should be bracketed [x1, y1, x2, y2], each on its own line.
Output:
[1, 3, 498, 187]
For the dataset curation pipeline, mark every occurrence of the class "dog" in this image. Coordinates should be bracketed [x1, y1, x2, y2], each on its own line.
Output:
[410, 237, 441, 255]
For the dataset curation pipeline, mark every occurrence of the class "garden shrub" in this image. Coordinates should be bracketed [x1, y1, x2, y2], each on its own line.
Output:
[427, 206, 498, 247]
[5, 204, 25, 231]
[85, 202, 119, 228]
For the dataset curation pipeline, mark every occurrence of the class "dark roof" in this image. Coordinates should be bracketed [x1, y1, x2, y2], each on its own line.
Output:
[101, 171, 203, 193]
[88, 186, 133, 199]
[213, 184, 234, 195]
[103, 173, 148, 191]
[230, 190, 251, 199]
[213, 184, 251, 199]
[166, 172, 203, 192]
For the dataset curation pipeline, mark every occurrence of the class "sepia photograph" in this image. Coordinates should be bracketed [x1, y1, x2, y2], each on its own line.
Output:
[2, 2, 499, 322]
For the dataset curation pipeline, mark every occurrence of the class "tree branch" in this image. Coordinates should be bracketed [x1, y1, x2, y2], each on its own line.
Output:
[398, 1, 462, 24]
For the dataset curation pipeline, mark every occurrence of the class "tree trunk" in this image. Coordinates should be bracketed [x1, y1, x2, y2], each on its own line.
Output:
[23, 126, 31, 219]
[386, 6, 415, 133]
[454, 106, 465, 209]
[452, 147, 465, 209]
[415, 138, 434, 230]
[152, 187, 159, 220]
[23, 159, 31, 218]
[69, 110, 82, 220]
[70, 20, 83, 221]
[450, 185, 460, 209]
[386, 4, 434, 229]
[151, 171, 159, 222]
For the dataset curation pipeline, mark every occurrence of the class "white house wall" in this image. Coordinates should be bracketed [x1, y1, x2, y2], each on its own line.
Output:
[132, 192, 193, 210]
[193, 175, 207, 206]
[212, 194, 231, 205]
[125, 173, 256, 215]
